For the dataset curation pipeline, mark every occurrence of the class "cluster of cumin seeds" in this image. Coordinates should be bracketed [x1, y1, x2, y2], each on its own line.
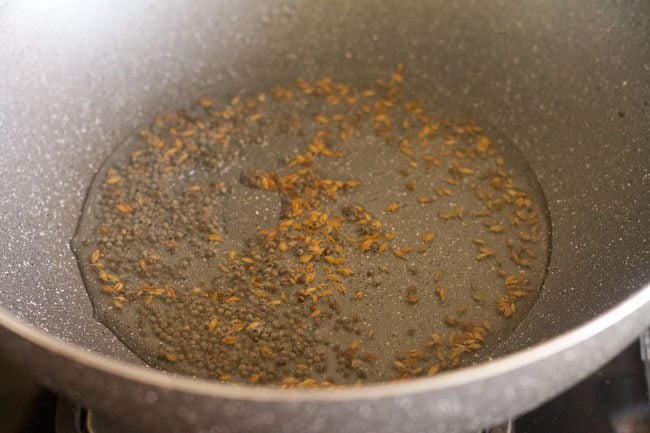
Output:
[73, 64, 548, 386]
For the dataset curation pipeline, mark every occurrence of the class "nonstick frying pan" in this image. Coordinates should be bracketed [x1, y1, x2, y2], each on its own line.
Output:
[0, 1, 648, 432]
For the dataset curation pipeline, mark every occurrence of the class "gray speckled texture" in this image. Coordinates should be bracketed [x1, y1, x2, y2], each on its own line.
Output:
[0, 0, 648, 432]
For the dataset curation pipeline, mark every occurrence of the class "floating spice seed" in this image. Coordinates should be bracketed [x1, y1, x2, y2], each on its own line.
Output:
[456, 165, 476, 175]
[162, 351, 177, 362]
[434, 188, 453, 197]
[473, 208, 491, 217]
[327, 274, 342, 283]
[115, 203, 133, 214]
[90, 249, 101, 264]
[511, 251, 531, 267]
[230, 321, 245, 333]
[197, 97, 213, 107]
[422, 232, 435, 242]
[475, 252, 493, 261]
[480, 246, 496, 256]
[361, 238, 375, 252]
[476, 136, 491, 152]
[393, 247, 412, 259]
[518, 231, 532, 242]
[418, 196, 433, 203]
[113, 296, 126, 308]
[105, 168, 121, 185]
[299, 255, 313, 263]
[434, 287, 446, 301]
[223, 336, 238, 345]
[314, 115, 329, 124]
[208, 318, 218, 330]
[386, 202, 399, 212]
[497, 298, 516, 317]
[405, 286, 419, 304]
[323, 255, 339, 265]
[439, 210, 456, 221]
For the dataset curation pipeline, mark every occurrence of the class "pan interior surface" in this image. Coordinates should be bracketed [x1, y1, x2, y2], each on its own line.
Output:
[70, 67, 551, 385]
[0, 0, 648, 386]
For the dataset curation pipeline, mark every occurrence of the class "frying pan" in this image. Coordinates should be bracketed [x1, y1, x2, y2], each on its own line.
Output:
[0, 0, 648, 432]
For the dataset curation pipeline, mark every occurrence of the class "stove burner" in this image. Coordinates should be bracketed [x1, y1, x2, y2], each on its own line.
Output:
[641, 329, 650, 399]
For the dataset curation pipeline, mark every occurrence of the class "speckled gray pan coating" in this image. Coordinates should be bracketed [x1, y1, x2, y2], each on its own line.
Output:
[0, 0, 648, 432]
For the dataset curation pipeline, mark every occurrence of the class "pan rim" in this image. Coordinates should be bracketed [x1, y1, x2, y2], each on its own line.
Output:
[0, 282, 649, 402]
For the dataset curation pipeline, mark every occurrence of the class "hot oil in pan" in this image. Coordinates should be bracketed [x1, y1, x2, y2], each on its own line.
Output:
[72, 65, 550, 386]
